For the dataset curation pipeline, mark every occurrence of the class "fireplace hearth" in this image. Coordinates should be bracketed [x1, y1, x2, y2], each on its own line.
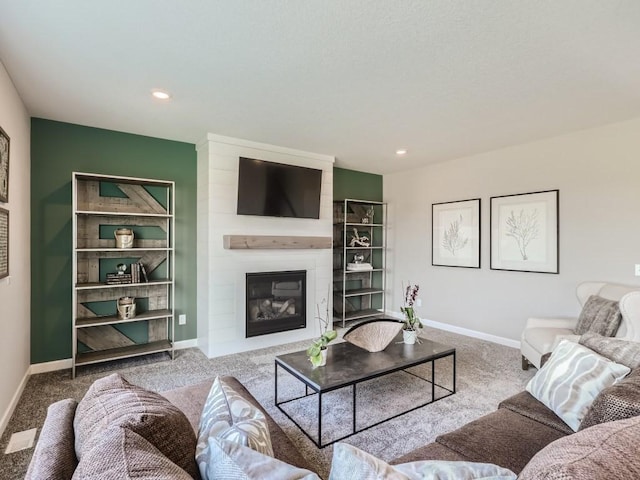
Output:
[246, 270, 306, 337]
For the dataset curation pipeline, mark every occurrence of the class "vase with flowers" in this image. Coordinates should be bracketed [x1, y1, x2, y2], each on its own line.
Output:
[306, 291, 337, 367]
[401, 283, 422, 344]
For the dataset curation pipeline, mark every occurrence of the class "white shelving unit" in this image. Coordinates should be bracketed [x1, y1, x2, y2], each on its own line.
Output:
[333, 199, 387, 328]
[72, 172, 175, 378]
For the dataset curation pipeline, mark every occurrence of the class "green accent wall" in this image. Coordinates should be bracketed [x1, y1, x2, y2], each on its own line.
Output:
[31, 119, 197, 364]
[333, 167, 383, 202]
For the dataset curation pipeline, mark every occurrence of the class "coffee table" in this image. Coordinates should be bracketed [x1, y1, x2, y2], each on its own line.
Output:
[275, 335, 456, 448]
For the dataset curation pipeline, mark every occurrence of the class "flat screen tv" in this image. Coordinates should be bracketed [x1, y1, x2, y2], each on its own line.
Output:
[237, 157, 322, 219]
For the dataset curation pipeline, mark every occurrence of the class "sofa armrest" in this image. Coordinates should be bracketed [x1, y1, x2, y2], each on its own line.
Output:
[524, 317, 577, 330]
[25, 399, 78, 480]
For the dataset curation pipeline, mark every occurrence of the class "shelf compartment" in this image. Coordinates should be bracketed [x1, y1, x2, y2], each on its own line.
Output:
[343, 288, 384, 297]
[76, 309, 173, 328]
[75, 340, 173, 366]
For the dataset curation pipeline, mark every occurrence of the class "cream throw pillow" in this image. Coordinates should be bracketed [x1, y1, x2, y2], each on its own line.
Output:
[205, 438, 320, 480]
[526, 339, 630, 431]
[328, 442, 516, 480]
[196, 377, 274, 479]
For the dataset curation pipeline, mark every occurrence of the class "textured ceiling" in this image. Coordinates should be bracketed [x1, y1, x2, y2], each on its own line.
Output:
[1, 1, 639, 173]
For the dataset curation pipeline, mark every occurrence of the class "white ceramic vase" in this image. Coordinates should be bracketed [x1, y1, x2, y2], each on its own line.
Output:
[403, 329, 417, 345]
[319, 348, 328, 366]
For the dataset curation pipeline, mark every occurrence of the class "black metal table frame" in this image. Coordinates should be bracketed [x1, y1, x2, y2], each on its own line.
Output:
[275, 350, 456, 448]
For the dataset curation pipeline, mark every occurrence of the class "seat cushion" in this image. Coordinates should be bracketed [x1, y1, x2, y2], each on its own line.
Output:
[389, 441, 470, 465]
[498, 391, 573, 435]
[435, 408, 567, 474]
[522, 327, 575, 354]
[74, 373, 199, 478]
[518, 415, 640, 480]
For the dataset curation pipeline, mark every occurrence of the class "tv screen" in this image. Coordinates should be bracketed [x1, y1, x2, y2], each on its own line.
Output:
[237, 157, 322, 219]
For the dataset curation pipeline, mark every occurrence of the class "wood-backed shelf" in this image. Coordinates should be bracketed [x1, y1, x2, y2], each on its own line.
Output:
[76, 210, 172, 218]
[76, 309, 173, 328]
[75, 340, 173, 366]
[343, 288, 384, 297]
[75, 279, 172, 290]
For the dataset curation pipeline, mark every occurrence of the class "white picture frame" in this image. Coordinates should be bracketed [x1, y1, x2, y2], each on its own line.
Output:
[432, 198, 481, 268]
[490, 190, 559, 274]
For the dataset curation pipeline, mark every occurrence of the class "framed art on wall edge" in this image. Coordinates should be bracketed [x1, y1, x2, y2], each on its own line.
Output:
[490, 190, 559, 274]
[432, 198, 480, 268]
[0, 207, 7, 279]
[0, 126, 9, 203]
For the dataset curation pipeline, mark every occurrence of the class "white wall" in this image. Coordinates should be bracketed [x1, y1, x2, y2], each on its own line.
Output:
[197, 134, 334, 357]
[385, 117, 640, 343]
[0, 61, 30, 436]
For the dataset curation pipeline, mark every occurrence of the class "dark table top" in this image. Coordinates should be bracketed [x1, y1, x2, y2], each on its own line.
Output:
[275, 334, 455, 392]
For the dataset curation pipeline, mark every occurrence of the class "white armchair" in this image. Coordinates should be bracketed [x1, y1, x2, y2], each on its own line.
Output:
[521, 281, 640, 369]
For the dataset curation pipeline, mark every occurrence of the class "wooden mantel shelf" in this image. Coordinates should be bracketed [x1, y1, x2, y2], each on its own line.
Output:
[223, 235, 332, 250]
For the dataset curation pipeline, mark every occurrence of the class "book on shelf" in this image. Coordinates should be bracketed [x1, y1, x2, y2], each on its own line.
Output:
[106, 273, 132, 285]
[129, 262, 149, 283]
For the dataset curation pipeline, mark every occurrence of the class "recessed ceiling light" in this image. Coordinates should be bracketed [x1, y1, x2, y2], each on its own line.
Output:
[396, 149, 407, 155]
[151, 89, 171, 100]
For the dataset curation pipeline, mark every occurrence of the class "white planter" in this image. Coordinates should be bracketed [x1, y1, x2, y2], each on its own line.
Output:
[319, 348, 327, 366]
[403, 329, 418, 345]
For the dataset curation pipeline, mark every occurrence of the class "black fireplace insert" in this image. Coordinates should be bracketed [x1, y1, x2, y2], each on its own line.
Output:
[246, 270, 306, 337]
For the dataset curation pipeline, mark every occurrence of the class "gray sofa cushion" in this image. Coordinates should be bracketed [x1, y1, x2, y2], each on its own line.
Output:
[74, 373, 198, 478]
[518, 415, 640, 479]
[435, 408, 567, 474]
[574, 295, 622, 336]
[579, 332, 640, 369]
[580, 368, 640, 430]
[25, 399, 78, 480]
[72, 426, 192, 479]
[498, 391, 573, 435]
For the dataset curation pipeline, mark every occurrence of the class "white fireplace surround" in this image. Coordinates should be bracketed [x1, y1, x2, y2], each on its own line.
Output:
[196, 133, 335, 358]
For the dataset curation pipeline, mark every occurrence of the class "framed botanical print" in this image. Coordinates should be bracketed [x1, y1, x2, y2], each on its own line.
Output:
[0, 126, 8, 203]
[0, 207, 7, 279]
[490, 190, 559, 274]
[432, 198, 481, 268]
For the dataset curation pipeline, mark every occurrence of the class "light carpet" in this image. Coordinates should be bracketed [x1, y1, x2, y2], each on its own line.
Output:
[0, 327, 534, 479]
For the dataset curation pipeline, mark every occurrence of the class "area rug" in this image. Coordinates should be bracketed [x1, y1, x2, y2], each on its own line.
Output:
[0, 326, 534, 479]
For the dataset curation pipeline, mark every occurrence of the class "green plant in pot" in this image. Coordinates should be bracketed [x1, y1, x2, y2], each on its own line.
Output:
[307, 292, 337, 367]
[401, 283, 422, 344]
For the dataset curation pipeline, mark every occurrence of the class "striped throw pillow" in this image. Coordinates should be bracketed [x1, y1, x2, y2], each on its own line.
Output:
[196, 377, 274, 479]
[526, 340, 630, 431]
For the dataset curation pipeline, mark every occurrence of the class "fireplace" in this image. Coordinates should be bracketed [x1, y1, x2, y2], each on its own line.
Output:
[246, 270, 307, 337]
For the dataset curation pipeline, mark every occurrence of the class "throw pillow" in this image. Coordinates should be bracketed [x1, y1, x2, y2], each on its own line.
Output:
[518, 415, 640, 480]
[579, 368, 640, 430]
[526, 339, 630, 431]
[328, 442, 516, 480]
[574, 295, 622, 336]
[73, 373, 199, 478]
[579, 332, 640, 369]
[72, 426, 192, 479]
[197, 376, 274, 478]
[204, 437, 319, 480]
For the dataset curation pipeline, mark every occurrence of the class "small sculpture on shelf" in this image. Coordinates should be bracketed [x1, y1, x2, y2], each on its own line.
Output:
[362, 206, 374, 224]
[349, 228, 370, 247]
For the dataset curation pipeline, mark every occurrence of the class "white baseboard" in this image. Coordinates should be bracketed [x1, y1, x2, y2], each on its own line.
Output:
[174, 338, 198, 349]
[29, 339, 199, 375]
[0, 369, 30, 439]
[386, 310, 521, 349]
[29, 358, 73, 375]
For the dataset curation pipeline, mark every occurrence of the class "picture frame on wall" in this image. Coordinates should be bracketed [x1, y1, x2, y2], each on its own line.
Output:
[432, 198, 481, 268]
[490, 189, 559, 274]
[0, 207, 8, 279]
[0, 126, 9, 203]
